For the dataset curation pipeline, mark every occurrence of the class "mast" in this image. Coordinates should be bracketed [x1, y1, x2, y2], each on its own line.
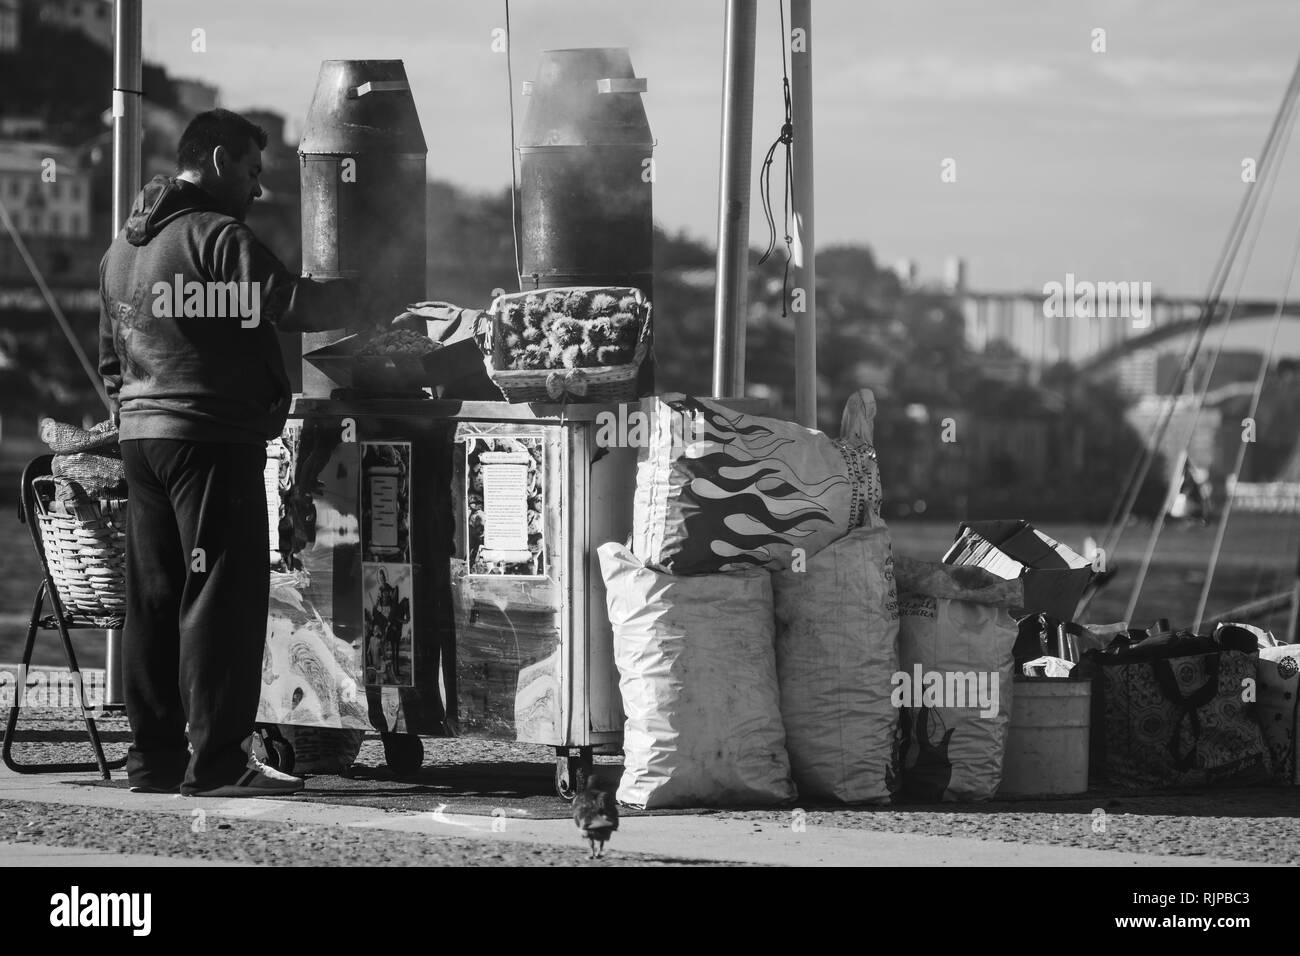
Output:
[713, 0, 757, 398]
[106, 0, 143, 710]
[1290, 548, 1300, 642]
[790, 0, 816, 428]
[112, 0, 143, 234]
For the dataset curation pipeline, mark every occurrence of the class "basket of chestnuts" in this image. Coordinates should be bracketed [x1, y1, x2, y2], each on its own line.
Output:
[482, 287, 652, 403]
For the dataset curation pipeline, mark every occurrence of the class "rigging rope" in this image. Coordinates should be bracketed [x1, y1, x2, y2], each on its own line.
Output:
[1122, 72, 1300, 625]
[1193, 201, 1300, 631]
[1075, 53, 1300, 619]
[1096, 57, 1300, 559]
[0, 196, 111, 413]
[1105, 60, 1300, 557]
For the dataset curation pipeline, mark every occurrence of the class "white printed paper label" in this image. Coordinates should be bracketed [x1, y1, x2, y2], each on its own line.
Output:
[480, 452, 531, 554]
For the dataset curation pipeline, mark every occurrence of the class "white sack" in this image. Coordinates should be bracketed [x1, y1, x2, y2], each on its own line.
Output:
[598, 542, 796, 809]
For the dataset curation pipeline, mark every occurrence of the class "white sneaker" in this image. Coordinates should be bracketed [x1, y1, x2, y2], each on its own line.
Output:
[185, 755, 305, 798]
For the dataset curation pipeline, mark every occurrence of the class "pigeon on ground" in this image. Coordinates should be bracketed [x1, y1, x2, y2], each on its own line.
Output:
[572, 776, 619, 859]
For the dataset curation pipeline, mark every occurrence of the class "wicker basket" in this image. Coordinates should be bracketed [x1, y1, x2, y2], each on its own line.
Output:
[31, 477, 128, 618]
[483, 287, 652, 403]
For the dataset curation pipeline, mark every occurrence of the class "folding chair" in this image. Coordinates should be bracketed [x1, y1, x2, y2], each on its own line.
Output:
[2, 455, 127, 778]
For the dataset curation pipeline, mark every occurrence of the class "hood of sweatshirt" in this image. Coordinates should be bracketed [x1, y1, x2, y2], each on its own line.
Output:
[124, 175, 222, 247]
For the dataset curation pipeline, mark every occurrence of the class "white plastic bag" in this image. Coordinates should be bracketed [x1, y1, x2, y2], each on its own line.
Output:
[599, 542, 796, 809]
[896, 594, 1018, 801]
[772, 525, 900, 803]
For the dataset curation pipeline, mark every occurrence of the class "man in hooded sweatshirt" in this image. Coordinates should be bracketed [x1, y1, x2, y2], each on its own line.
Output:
[99, 109, 360, 797]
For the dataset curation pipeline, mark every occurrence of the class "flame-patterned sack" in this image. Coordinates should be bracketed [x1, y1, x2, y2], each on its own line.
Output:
[633, 394, 880, 574]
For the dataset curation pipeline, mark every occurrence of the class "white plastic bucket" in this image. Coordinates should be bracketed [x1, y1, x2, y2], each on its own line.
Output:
[998, 678, 1091, 796]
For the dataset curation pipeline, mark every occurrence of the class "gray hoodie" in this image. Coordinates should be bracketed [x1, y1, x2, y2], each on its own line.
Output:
[98, 175, 357, 444]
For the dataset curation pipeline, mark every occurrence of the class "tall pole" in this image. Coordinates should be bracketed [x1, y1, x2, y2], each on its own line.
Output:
[713, 0, 757, 399]
[790, 0, 816, 427]
[112, 0, 143, 235]
[107, 0, 143, 710]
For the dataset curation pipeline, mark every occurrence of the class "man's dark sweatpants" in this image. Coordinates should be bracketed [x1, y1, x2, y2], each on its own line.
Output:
[121, 439, 268, 793]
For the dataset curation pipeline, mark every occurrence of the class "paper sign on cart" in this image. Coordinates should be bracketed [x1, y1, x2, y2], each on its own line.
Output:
[480, 451, 532, 560]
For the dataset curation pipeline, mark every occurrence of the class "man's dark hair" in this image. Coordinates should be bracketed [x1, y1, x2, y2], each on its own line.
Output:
[176, 109, 268, 173]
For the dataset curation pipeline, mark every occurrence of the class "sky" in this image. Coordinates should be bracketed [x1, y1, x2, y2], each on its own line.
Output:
[138, 0, 1300, 302]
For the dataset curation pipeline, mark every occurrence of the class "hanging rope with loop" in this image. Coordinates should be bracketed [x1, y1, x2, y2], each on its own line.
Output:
[757, 0, 796, 316]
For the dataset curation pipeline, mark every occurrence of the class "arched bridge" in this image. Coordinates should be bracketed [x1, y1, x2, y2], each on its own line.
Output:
[1078, 300, 1300, 375]
[957, 289, 1300, 378]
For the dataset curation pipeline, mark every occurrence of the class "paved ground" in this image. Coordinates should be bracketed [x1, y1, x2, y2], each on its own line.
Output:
[0, 716, 1292, 867]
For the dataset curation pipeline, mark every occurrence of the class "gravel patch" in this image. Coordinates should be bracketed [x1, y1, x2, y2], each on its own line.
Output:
[8, 716, 1299, 864]
[0, 799, 725, 867]
[707, 788, 1300, 865]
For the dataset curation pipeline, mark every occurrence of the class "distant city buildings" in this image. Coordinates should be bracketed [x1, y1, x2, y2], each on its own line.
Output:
[0, 14, 298, 280]
[0, 116, 45, 138]
[891, 258, 918, 287]
[1126, 395, 1223, 479]
[37, 0, 112, 50]
[1155, 350, 1262, 396]
[961, 292, 1171, 376]
[955, 280, 1298, 400]
[0, 0, 19, 51]
[890, 256, 965, 294]
[173, 78, 219, 116]
[1115, 350, 1157, 397]
[0, 141, 91, 239]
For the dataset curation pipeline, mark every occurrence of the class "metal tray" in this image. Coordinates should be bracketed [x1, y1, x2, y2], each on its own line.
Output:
[303, 333, 484, 394]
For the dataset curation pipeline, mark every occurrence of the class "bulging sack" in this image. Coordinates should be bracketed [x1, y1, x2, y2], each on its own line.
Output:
[1096, 649, 1270, 788]
[633, 393, 880, 574]
[599, 542, 796, 809]
[896, 595, 1018, 801]
[773, 525, 901, 803]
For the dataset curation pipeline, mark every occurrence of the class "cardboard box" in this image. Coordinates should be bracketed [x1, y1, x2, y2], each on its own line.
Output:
[942, 519, 1093, 622]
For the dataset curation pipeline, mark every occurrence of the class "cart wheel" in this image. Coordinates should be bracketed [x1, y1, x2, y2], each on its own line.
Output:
[266, 740, 295, 774]
[555, 749, 592, 801]
[381, 733, 423, 776]
[251, 727, 295, 774]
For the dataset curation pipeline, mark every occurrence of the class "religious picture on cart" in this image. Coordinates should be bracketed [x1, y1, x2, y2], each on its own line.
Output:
[360, 442, 411, 564]
[362, 563, 414, 687]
